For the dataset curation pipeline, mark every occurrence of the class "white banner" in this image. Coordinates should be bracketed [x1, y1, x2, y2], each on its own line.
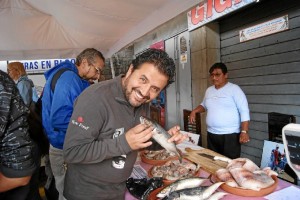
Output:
[187, 0, 257, 31]
[239, 15, 289, 42]
[9, 58, 76, 74]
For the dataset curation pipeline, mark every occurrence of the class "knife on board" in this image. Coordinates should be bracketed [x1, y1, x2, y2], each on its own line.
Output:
[185, 147, 232, 163]
[197, 153, 232, 163]
[197, 153, 215, 160]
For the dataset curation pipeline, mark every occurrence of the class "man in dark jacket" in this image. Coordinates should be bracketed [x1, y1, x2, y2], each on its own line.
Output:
[0, 70, 35, 199]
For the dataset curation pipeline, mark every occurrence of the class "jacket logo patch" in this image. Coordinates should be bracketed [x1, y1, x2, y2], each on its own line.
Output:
[77, 116, 84, 123]
[71, 118, 89, 130]
[112, 128, 126, 169]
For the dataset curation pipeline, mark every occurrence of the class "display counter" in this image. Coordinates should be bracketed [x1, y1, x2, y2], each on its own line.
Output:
[125, 141, 300, 200]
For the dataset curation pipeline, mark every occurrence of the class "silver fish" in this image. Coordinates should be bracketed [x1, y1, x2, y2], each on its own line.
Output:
[164, 182, 224, 200]
[140, 116, 182, 162]
[157, 177, 208, 198]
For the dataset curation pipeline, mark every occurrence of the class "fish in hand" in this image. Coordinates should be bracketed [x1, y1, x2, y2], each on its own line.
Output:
[140, 116, 183, 163]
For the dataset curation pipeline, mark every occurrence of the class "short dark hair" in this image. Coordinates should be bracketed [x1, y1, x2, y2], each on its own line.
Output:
[209, 62, 228, 74]
[76, 48, 105, 66]
[132, 48, 175, 86]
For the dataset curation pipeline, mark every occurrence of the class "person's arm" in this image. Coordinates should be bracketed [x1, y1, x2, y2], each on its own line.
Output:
[51, 73, 88, 133]
[189, 105, 205, 124]
[239, 120, 250, 143]
[0, 74, 35, 192]
[0, 172, 31, 192]
[63, 91, 132, 164]
[234, 86, 250, 144]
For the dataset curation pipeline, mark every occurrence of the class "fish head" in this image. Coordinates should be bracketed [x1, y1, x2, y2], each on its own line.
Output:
[140, 116, 165, 137]
[140, 116, 156, 128]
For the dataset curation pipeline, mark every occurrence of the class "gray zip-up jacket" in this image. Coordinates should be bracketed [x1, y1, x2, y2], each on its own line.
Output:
[63, 75, 149, 200]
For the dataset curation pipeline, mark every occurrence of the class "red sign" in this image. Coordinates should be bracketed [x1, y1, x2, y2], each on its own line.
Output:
[150, 40, 165, 51]
[187, 0, 256, 31]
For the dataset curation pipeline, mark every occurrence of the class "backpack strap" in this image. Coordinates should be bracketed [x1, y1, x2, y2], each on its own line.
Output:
[51, 68, 72, 92]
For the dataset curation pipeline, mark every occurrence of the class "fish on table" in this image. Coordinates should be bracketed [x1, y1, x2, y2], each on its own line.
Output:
[157, 177, 208, 198]
[151, 160, 200, 182]
[140, 116, 182, 162]
[226, 158, 260, 172]
[215, 157, 277, 191]
[161, 182, 225, 200]
[215, 168, 239, 188]
[229, 167, 275, 191]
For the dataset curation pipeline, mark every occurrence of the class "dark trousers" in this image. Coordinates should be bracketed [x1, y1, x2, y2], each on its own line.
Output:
[207, 132, 241, 159]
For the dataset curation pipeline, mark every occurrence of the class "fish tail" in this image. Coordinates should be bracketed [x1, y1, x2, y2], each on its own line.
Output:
[202, 182, 224, 199]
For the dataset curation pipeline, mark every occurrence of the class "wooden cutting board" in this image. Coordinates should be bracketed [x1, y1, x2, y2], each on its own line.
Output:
[183, 148, 229, 175]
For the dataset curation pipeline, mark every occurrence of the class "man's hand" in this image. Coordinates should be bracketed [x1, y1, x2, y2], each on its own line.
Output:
[189, 111, 196, 124]
[0, 172, 31, 192]
[125, 124, 153, 150]
[167, 125, 188, 144]
[239, 132, 250, 144]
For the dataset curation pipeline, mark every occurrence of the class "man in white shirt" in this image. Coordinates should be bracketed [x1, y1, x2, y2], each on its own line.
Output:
[189, 62, 250, 159]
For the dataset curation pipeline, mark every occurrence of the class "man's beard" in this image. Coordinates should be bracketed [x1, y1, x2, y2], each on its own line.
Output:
[123, 81, 149, 107]
[125, 88, 143, 107]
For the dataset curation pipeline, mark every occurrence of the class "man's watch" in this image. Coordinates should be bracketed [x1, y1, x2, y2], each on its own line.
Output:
[241, 130, 248, 134]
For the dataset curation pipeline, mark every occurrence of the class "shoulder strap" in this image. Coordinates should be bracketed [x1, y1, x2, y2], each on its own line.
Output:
[51, 68, 71, 92]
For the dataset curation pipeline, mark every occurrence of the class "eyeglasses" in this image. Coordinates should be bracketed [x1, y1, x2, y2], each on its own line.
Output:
[90, 64, 103, 74]
[209, 73, 222, 78]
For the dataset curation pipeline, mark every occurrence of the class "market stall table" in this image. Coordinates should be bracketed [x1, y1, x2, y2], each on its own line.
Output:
[125, 141, 300, 200]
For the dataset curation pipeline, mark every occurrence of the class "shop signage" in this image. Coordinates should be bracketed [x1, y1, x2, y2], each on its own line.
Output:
[179, 36, 188, 64]
[8, 58, 76, 74]
[150, 40, 165, 51]
[239, 15, 289, 42]
[187, 0, 257, 31]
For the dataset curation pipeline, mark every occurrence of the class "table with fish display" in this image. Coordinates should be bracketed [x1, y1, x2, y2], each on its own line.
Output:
[125, 143, 300, 200]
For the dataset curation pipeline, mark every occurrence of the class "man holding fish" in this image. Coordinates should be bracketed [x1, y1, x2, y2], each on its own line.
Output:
[63, 49, 188, 200]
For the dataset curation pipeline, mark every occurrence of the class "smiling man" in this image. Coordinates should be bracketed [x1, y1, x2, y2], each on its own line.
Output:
[63, 49, 187, 200]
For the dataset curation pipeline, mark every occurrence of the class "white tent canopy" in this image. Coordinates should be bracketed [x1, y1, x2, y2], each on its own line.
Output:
[0, 0, 199, 61]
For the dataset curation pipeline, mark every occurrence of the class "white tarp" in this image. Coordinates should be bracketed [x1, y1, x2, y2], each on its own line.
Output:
[0, 0, 200, 61]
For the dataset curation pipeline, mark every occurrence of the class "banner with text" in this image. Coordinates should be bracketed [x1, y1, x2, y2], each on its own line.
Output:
[187, 0, 257, 31]
[9, 58, 76, 74]
[239, 15, 289, 42]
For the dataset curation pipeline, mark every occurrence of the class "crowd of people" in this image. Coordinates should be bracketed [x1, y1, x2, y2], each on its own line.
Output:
[0, 48, 254, 199]
[0, 48, 188, 200]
